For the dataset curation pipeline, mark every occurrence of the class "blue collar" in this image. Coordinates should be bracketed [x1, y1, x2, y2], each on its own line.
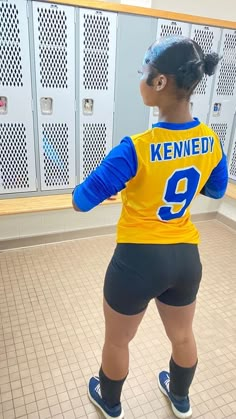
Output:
[152, 118, 200, 130]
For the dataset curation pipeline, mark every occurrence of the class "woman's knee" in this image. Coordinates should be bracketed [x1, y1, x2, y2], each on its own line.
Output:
[103, 299, 145, 347]
[167, 329, 195, 346]
[105, 327, 137, 347]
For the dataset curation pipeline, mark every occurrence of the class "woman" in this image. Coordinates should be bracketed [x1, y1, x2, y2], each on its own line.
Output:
[73, 36, 228, 419]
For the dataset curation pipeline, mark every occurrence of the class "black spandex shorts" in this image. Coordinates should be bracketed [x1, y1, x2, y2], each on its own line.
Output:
[104, 243, 202, 315]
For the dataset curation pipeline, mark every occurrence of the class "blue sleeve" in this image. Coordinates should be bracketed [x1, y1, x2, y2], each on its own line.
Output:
[72, 136, 138, 211]
[200, 148, 228, 199]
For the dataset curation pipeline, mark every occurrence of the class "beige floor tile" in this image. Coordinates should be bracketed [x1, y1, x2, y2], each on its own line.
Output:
[0, 221, 235, 418]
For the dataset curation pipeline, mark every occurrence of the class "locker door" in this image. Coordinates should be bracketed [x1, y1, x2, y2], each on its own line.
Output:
[33, 2, 75, 191]
[0, 0, 36, 195]
[79, 9, 117, 181]
[149, 19, 191, 127]
[228, 135, 236, 181]
[208, 29, 236, 154]
[190, 25, 221, 123]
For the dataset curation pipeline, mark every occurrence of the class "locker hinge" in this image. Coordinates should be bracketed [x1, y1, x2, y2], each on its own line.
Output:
[31, 99, 34, 112]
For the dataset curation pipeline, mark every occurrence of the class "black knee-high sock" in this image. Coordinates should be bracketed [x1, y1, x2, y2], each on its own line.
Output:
[99, 367, 127, 408]
[169, 357, 198, 398]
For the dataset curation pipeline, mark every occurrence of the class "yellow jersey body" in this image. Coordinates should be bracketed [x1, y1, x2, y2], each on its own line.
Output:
[117, 123, 223, 244]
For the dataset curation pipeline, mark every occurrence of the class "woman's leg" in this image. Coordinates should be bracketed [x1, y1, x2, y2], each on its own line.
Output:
[156, 299, 197, 367]
[98, 298, 146, 408]
[156, 299, 197, 397]
[102, 298, 146, 380]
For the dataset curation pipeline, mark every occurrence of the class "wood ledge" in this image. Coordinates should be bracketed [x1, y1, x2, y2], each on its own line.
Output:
[0, 183, 235, 216]
[0, 193, 122, 216]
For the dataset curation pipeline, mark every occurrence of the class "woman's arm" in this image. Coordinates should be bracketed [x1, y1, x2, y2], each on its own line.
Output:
[200, 150, 228, 199]
[72, 137, 138, 211]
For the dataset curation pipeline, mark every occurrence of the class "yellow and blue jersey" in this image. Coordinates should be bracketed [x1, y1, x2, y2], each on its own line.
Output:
[73, 118, 228, 244]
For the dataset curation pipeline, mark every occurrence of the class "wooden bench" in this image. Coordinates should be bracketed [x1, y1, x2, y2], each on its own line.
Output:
[0, 184, 235, 216]
[0, 193, 122, 216]
[226, 183, 236, 200]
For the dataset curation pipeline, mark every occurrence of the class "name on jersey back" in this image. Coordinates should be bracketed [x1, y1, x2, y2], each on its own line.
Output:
[150, 136, 214, 162]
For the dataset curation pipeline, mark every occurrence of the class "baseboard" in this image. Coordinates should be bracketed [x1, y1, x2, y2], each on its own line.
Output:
[216, 213, 236, 231]
[192, 211, 218, 222]
[0, 211, 233, 251]
[0, 225, 116, 251]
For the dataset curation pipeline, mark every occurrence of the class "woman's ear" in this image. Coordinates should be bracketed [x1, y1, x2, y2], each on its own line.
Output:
[154, 74, 167, 91]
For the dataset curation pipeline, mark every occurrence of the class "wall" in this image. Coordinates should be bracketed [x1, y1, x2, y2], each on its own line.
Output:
[151, 0, 236, 21]
[0, 204, 121, 243]
[219, 196, 236, 222]
[103, 0, 236, 21]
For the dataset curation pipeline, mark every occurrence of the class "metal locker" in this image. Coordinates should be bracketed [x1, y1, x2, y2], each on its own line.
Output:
[0, 0, 36, 195]
[228, 135, 236, 181]
[32, 1, 76, 191]
[149, 19, 191, 127]
[190, 25, 221, 123]
[78, 9, 117, 181]
[208, 29, 236, 154]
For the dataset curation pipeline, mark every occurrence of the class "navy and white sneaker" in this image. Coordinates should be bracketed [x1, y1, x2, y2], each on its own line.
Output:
[88, 376, 124, 419]
[158, 371, 192, 418]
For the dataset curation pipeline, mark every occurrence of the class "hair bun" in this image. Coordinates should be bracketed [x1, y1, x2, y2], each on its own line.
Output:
[203, 52, 221, 76]
[176, 60, 203, 90]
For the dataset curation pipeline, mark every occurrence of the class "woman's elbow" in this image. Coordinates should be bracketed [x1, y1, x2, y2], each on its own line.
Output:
[72, 199, 81, 212]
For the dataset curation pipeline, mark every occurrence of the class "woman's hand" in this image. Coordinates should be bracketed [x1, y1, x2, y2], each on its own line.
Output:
[72, 199, 81, 211]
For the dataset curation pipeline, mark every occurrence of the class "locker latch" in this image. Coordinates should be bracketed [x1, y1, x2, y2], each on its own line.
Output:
[83, 99, 94, 115]
[40, 97, 53, 115]
[0, 96, 7, 114]
[213, 103, 221, 117]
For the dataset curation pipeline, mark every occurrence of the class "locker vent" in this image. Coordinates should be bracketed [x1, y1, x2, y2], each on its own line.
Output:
[216, 33, 236, 96]
[229, 141, 236, 179]
[160, 23, 183, 38]
[0, 2, 23, 87]
[37, 7, 68, 89]
[42, 123, 69, 187]
[83, 14, 110, 90]
[211, 123, 228, 148]
[82, 123, 106, 178]
[193, 29, 214, 95]
[0, 124, 29, 190]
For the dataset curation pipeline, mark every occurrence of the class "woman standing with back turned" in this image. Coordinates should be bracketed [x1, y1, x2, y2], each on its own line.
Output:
[73, 36, 228, 419]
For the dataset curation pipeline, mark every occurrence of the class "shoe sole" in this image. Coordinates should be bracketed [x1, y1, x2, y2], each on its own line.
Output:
[158, 376, 192, 419]
[88, 387, 125, 419]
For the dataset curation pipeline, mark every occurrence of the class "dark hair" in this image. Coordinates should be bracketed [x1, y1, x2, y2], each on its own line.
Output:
[144, 36, 221, 96]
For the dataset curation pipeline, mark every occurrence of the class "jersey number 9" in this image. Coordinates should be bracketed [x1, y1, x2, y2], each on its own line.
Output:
[157, 167, 201, 221]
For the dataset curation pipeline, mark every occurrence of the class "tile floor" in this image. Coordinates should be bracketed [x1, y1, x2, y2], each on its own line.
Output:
[0, 220, 236, 419]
